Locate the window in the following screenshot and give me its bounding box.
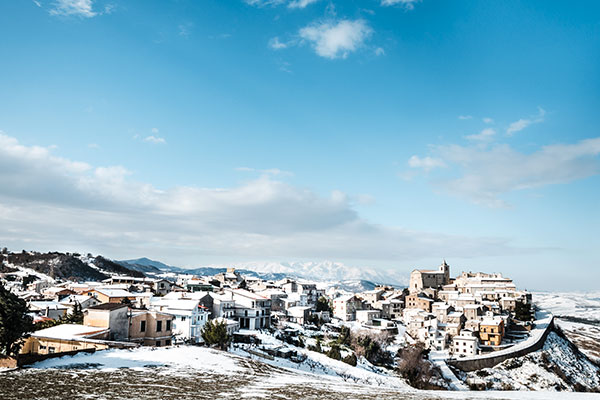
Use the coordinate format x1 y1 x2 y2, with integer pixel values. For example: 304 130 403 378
49 347 56 353
157 320 162 332
140 321 146 332
166 320 171 331
156 340 161 346
165 339 171 346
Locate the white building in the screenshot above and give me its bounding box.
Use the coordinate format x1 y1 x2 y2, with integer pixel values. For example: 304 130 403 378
151 298 210 344
451 330 479 357
224 289 271 330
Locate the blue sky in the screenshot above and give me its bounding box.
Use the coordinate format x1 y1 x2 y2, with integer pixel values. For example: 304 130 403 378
0 0 599 290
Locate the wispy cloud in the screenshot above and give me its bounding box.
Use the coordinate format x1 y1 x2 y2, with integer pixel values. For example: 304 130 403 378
299 19 373 59
465 127 496 142
144 136 166 144
506 107 546 136
408 155 446 171
411 137 600 207
374 47 385 56
458 115 472 120
178 22 193 37
288 0 319 9
380 0 421 10
269 37 289 50
245 0 318 9
50 0 97 18
483 117 494 124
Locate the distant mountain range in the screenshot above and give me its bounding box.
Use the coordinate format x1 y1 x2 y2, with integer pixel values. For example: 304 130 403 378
118 258 406 287
1 248 406 288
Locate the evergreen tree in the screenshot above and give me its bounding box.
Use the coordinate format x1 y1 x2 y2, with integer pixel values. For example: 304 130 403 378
201 320 230 350
65 302 84 324
0 283 34 356
514 301 534 321
327 343 342 360
315 296 331 312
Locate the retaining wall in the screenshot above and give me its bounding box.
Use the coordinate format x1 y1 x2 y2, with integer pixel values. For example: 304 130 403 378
448 316 554 372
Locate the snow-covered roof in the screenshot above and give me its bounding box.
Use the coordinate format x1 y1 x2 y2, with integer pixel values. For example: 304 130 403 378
93 288 134 297
29 301 69 310
32 324 109 340
152 299 202 311
230 289 268 300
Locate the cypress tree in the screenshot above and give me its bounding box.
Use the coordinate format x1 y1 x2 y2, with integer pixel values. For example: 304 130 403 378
0 283 34 356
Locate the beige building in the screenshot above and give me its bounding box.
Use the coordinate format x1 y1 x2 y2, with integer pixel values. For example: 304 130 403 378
409 261 450 293
84 303 130 340
129 310 174 346
86 288 136 304
21 324 110 355
405 293 434 313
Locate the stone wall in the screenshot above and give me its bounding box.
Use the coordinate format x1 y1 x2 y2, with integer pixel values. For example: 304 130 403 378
448 317 554 372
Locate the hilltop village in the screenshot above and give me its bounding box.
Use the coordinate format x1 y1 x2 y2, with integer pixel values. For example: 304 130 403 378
0 249 540 373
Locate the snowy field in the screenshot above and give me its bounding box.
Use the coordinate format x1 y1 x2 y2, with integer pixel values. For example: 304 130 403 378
534 291 600 363
2 346 600 399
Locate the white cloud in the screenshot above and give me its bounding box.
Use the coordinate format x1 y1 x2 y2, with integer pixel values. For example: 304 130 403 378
408 155 446 171
144 136 166 144
506 107 546 136
483 117 494 124
415 137 600 207
380 0 420 9
33 0 42 7
50 0 97 17
269 37 288 50
0 132 527 267
288 0 319 9
178 23 193 37
458 115 472 120
245 0 319 8
374 47 385 56
465 127 496 141
299 19 373 59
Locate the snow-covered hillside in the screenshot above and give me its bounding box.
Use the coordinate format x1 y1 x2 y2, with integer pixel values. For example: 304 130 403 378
458 330 600 392
534 292 600 363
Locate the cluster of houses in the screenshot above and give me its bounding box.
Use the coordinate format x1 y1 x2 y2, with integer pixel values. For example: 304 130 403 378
1 266 336 357
2 258 531 360
404 261 531 357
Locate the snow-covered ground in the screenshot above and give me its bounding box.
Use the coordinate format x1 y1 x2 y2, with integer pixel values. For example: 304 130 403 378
534 291 600 363
3 345 599 400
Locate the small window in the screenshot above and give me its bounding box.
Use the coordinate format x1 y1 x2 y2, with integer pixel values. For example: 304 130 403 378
157 320 163 332
166 320 171 331
181 316 186 321
165 339 171 346
156 340 161 346
140 321 146 332
49 347 56 353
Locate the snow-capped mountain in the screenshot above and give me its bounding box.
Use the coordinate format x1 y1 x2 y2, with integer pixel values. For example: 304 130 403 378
119 258 407 286
218 261 407 286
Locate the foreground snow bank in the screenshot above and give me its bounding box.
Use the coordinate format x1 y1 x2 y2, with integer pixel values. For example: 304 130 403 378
32 346 243 374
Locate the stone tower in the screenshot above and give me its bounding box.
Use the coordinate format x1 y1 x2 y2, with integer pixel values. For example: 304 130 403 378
440 260 450 284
